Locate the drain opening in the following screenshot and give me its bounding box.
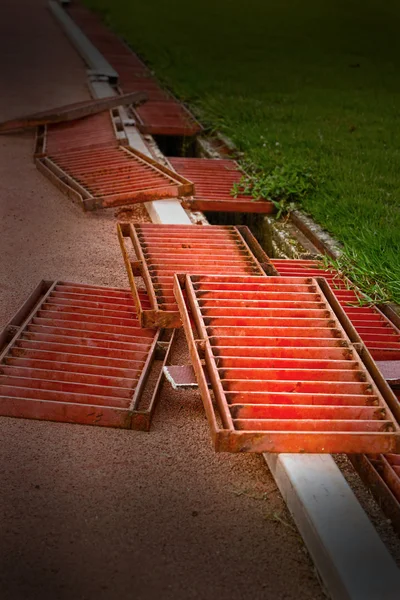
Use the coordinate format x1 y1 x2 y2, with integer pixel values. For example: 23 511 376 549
152 134 198 158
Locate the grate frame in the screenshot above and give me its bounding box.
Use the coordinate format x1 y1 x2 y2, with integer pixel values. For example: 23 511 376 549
0 92 146 134
174 273 400 454
168 157 275 214
350 453 400 537
0 281 174 430
117 222 269 328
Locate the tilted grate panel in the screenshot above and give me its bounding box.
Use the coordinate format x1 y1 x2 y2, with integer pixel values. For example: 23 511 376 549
117 223 268 328
174 274 400 454
46 111 117 154
168 157 274 213
0 281 173 430
36 111 193 210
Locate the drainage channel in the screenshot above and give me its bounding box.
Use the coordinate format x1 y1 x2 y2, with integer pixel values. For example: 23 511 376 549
15 2 400 597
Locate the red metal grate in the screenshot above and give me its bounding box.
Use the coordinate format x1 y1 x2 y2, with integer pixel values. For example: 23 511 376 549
36 111 193 210
133 101 202 137
350 452 400 536
270 259 400 361
45 111 118 154
68 5 202 137
117 223 269 328
0 281 173 430
168 157 275 213
350 362 400 535
174 273 400 454
0 92 144 134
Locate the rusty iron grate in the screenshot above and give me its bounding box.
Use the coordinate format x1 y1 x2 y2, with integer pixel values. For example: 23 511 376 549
168 157 275 213
117 223 269 328
0 92 143 134
133 101 202 137
173 273 400 454
35 111 193 210
350 452 400 536
0 281 173 430
68 4 202 137
45 111 119 154
350 362 400 536
270 259 400 361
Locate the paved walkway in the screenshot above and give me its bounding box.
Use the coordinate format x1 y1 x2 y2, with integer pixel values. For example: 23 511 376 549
0 2 325 599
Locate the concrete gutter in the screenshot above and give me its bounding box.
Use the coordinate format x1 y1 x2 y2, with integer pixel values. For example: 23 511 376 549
48 1 118 83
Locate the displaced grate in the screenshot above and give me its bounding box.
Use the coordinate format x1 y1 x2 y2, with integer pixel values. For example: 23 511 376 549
168 157 274 213
0 281 173 430
350 452 400 536
36 111 193 210
270 259 400 361
68 4 202 137
45 111 118 154
117 223 269 328
350 361 400 536
0 92 144 134
174 273 400 454
133 101 202 137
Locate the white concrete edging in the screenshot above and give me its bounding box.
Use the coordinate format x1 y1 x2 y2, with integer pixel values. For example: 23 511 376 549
265 453 400 599
48 1 118 83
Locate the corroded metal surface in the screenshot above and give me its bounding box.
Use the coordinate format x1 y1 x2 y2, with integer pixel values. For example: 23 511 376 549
0 91 146 134
169 157 274 213
270 260 400 361
117 223 267 328
36 111 193 210
174 274 400 454
0 281 172 430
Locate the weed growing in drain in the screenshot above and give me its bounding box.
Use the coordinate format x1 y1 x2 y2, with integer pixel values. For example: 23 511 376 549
320 252 396 306
231 163 318 218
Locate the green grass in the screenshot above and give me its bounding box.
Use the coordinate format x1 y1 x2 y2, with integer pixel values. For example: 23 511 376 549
86 0 400 303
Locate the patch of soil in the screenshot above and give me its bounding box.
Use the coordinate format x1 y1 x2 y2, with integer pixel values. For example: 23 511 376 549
114 204 151 223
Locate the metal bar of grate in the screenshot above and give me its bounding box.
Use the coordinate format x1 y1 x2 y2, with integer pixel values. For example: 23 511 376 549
350 453 400 536
168 157 274 213
270 259 400 361
45 111 119 154
36 111 194 210
0 281 173 430
174 273 400 453
117 223 268 328
133 101 203 136
0 92 146 134
67 4 202 137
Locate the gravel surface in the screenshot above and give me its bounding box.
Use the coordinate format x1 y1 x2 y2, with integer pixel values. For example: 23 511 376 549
0 2 326 599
